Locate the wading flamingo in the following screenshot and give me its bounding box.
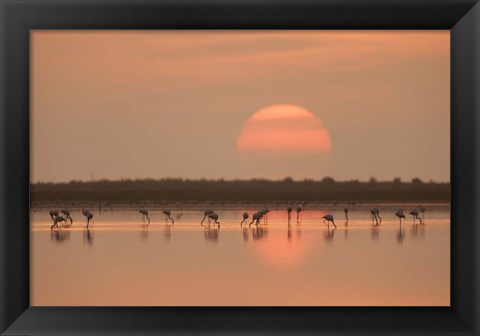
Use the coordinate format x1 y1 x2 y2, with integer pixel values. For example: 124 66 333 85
249 212 263 227
82 209 94 229
60 209 73 224
259 207 270 223
322 214 337 228
49 210 59 220
208 212 220 228
51 215 66 230
409 210 422 225
201 209 214 226
396 209 406 224
370 208 382 225
163 209 175 225
418 205 426 221
296 205 303 221
287 207 293 221
240 212 249 226
139 208 150 224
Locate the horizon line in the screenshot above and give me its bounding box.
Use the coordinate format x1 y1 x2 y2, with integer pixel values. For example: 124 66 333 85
30 177 451 184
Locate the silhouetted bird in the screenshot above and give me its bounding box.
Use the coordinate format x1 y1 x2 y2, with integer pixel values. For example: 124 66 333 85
322 214 337 228
49 210 59 220
409 210 422 225
51 215 66 230
163 209 174 225
139 208 150 224
241 212 249 226
208 212 220 228
396 209 406 224
259 207 270 223
201 209 214 226
296 205 303 221
418 205 426 221
370 208 381 225
249 212 263 227
82 209 94 229
60 209 73 224
287 207 293 221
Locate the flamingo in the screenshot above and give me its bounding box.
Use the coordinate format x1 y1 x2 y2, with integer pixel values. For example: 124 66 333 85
60 209 73 224
49 210 59 220
162 209 174 225
409 210 422 225
208 212 220 228
370 208 382 225
344 207 349 221
396 209 406 224
51 215 66 230
138 208 150 224
201 209 214 226
322 214 337 228
249 212 263 227
240 212 249 226
82 210 94 229
287 207 293 221
418 205 426 221
259 207 270 223
296 204 303 221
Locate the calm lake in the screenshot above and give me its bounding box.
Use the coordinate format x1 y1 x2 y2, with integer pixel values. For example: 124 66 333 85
31 204 450 306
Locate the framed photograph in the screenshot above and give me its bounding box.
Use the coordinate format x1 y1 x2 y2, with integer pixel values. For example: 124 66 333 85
1 0 479 335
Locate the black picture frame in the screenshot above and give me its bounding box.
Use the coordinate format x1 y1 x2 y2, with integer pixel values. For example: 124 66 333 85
1 0 479 335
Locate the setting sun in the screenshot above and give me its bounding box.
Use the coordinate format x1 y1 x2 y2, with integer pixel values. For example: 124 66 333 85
236 104 332 155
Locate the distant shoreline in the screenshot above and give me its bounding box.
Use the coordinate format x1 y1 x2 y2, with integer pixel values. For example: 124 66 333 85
30 202 450 211
31 178 450 205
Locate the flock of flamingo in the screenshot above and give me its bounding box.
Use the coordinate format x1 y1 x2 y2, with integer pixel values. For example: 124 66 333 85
48 204 427 230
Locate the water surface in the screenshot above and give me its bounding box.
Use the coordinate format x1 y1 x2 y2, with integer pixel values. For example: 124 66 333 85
31 205 450 306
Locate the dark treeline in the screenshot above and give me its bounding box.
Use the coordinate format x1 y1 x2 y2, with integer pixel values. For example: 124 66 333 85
30 177 450 203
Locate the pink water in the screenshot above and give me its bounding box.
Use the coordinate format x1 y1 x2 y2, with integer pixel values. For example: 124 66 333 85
30 205 450 306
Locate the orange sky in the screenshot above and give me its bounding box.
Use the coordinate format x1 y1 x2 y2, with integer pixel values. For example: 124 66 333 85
31 30 450 182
